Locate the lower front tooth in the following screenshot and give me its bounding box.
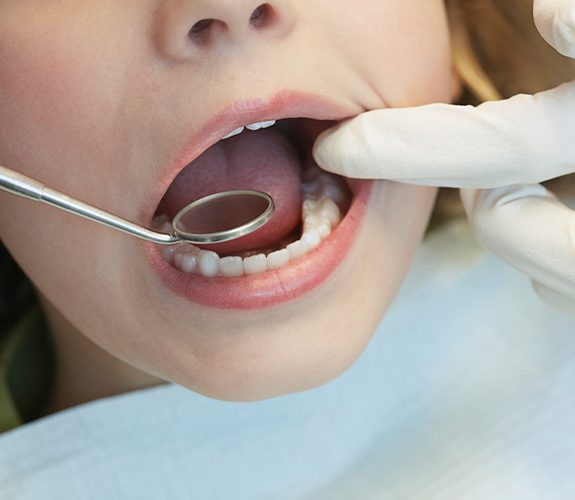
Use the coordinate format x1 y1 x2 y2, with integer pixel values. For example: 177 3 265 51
287 240 309 260
180 252 199 273
199 251 220 277
244 254 268 274
219 256 244 277
267 249 289 270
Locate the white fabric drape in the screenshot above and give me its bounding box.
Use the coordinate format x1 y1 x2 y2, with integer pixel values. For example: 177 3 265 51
2 218 574 500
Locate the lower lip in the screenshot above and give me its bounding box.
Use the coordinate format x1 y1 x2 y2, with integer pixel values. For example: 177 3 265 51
145 179 374 309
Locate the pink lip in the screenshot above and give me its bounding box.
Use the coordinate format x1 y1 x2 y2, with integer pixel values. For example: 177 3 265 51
143 90 375 309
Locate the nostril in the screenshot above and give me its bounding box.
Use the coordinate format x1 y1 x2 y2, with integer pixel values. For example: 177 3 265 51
187 4 278 47
190 19 214 35
249 4 274 28
188 18 225 46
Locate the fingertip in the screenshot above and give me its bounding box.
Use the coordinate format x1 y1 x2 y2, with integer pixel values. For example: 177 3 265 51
312 122 346 173
534 0 575 58
311 128 331 169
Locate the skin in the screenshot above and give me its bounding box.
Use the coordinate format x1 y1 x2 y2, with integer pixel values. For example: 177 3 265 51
0 0 459 414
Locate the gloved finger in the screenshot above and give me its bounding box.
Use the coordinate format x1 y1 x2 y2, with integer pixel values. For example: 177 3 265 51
460 184 575 304
534 0 575 58
313 82 575 189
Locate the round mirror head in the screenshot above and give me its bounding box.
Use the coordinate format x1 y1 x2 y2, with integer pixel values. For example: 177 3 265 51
172 189 275 244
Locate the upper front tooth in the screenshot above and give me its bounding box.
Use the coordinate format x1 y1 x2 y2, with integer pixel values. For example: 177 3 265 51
222 126 245 139
246 120 276 131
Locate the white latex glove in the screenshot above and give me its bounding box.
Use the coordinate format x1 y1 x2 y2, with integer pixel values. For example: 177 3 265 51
313 0 575 316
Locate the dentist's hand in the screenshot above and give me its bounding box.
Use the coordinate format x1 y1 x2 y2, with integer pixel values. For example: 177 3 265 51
313 0 575 315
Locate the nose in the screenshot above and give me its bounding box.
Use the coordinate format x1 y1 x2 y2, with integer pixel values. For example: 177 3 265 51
156 1 296 59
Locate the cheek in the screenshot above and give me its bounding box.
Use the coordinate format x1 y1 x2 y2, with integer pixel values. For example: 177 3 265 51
0 11 102 134
0 8 146 278
0 6 138 201
0 25 111 299
346 0 452 106
1 40 83 118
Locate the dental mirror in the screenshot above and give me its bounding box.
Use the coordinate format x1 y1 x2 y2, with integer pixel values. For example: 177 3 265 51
0 165 275 245
172 190 274 244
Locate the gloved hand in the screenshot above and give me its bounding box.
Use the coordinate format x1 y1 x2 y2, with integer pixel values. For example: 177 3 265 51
313 0 575 316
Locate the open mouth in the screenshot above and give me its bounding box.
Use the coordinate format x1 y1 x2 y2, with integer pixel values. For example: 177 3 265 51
152 117 352 271
144 92 374 309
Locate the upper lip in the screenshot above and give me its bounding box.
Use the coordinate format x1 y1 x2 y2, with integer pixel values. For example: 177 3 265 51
142 90 355 226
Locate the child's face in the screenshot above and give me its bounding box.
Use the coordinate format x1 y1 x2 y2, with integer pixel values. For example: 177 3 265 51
0 1 455 400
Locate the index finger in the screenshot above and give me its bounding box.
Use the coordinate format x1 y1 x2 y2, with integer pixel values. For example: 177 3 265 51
313 82 575 189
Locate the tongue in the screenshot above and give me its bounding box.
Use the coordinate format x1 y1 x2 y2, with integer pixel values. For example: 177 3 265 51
157 128 303 255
